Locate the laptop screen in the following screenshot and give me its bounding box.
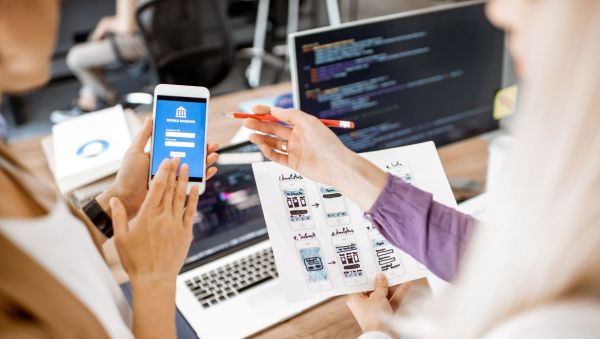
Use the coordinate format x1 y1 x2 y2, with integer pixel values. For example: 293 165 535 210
183 142 268 268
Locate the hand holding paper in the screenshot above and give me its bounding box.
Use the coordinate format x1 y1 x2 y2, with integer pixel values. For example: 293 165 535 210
252 141 456 301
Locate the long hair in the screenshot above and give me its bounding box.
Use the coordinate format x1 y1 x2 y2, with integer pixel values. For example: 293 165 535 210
397 1 600 337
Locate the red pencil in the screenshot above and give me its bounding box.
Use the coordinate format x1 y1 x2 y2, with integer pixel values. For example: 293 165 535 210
225 112 355 129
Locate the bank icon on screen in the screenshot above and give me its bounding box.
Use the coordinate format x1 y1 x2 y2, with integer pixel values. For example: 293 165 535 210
176 106 187 118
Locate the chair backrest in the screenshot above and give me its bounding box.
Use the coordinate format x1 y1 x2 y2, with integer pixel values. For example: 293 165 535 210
136 0 234 88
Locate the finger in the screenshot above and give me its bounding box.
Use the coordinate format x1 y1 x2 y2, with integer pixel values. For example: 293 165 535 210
206 152 219 167
371 273 389 299
346 293 367 308
243 118 292 139
110 197 129 240
270 107 307 125
249 134 288 152
131 118 152 152
162 157 180 210
91 26 105 41
206 166 218 180
173 163 189 216
183 186 200 228
251 104 272 114
207 143 219 154
91 30 101 41
258 144 289 167
145 159 172 207
389 282 411 307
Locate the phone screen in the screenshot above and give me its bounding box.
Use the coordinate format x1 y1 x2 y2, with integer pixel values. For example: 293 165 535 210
151 95 207 182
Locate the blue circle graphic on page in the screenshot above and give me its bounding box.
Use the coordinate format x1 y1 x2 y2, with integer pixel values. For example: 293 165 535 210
76 139 110 158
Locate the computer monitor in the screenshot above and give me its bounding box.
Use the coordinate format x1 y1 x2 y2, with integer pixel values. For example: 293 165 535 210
289 1 505 152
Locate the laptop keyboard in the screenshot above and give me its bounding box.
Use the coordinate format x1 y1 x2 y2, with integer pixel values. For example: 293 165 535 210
184 247 279 309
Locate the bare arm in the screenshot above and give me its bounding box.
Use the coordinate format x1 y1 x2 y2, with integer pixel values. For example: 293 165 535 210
130 279 177 339
243 105 388 211
115 0 138 32
91 0 138 40
110 158 200 339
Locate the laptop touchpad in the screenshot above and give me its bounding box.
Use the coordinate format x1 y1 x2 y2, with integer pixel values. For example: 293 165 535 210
247 281 286 312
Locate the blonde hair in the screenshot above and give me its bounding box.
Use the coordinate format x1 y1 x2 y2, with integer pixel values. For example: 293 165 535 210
398 1 600 337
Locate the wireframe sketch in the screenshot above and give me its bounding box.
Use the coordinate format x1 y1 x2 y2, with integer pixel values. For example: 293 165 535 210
296 238 333 291
280 178 314 230
332 234 368 286
318 184 351 226
368 229 406 279
386 161 415 184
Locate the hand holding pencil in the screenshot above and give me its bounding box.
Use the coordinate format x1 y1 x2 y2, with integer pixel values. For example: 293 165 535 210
241 105 360 188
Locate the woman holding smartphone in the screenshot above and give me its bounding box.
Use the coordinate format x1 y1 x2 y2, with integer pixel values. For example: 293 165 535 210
0 3 220 337
0 121 219 338
245 0 600 337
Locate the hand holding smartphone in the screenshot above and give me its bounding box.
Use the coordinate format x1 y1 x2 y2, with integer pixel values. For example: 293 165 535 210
149 84 210 195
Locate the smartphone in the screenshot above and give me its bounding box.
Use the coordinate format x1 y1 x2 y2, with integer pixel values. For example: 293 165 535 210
149 84 209 195
279 179 314 230
318 185 350 226
332 234 367 286
368 229 406 279
295 238 333 292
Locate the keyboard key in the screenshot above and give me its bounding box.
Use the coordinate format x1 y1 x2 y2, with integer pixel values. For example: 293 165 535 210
199 293 214 300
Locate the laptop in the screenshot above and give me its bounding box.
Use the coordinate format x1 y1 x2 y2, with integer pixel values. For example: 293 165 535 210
176 142 326 339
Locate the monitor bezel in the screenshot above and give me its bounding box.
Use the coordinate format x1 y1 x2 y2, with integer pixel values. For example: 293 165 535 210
289 0 488 111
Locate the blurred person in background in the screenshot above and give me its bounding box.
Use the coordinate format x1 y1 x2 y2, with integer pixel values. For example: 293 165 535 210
50 0 146 123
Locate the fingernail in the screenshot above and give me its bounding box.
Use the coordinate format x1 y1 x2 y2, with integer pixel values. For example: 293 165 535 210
173 157 181 164
109 197 117 208
182 163 189 170
376 273 385 281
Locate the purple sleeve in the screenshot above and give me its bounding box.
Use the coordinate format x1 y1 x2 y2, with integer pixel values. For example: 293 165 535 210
365 174 475 282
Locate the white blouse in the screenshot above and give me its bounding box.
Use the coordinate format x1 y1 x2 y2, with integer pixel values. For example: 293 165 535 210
0 156 133 338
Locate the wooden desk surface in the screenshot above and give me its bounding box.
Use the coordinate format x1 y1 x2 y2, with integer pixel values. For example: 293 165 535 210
7 82 488 338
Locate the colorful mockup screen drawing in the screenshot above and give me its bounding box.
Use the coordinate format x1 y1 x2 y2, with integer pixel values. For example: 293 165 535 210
152 95 207 182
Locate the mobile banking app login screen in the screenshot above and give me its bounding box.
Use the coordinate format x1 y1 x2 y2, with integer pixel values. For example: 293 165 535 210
152 95 207 181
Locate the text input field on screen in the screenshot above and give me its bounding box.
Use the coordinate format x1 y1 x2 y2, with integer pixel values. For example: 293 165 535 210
165 131 196 139
165 140 195 148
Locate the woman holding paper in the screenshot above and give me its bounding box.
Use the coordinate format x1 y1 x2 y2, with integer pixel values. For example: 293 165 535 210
245 0 600 337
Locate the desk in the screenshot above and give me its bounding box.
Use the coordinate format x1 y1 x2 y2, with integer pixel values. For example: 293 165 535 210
7 82 488 338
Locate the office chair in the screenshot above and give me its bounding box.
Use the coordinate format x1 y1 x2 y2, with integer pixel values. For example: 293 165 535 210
136 0 235 88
